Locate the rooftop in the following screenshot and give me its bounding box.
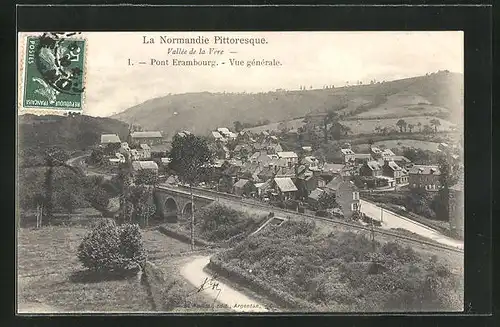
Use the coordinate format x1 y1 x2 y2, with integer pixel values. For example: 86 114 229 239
408 165 441 175
101 134 121 144
132 161 159 170
341 148 355 155
131 131 163 138
277 151 298 159
212 131 224 139
366 161 382 170
233 179 250 189
274 177 298 192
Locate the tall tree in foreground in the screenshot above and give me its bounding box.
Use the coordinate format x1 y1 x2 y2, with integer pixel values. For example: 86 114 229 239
169 134 213 250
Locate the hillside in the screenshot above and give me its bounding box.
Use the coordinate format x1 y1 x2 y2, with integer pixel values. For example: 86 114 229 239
112 71 463 138
18 114 129 153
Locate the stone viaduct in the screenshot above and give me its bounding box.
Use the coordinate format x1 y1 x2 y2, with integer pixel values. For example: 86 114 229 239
153 185 215 222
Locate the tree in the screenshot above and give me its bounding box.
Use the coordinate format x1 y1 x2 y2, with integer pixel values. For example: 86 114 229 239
59 191 80 219
422 124 434 133
407 124 414 133
135 169 159 186
317 191 337 210
430 119 441 132
233 121 243 133
322 111 338 143
396 119 407 133
417 122 422 132
169 134 214 250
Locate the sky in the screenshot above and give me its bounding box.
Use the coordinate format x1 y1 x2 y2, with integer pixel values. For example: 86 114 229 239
18 31 463 117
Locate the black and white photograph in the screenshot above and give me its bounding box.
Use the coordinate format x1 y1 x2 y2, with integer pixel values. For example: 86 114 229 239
17 31 465 314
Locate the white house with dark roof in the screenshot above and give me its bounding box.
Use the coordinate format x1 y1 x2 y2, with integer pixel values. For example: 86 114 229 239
277 151 299 166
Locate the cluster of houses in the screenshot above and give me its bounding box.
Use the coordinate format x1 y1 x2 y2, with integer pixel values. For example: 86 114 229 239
99 130 171 178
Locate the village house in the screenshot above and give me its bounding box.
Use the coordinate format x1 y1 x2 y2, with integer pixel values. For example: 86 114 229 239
150 143 171 158
237 130 252 143
353 153 373 164
321 163 345 178
238 162 262 181
100 134 122 154
449 174 464 239
296 169 320 200
370 146 383 159
256 166 276 182
382 160 409 184
359 160 383 178
254 180 272 198
272 177 298 201
325 176 360 219
302 146 313 153
391 155 412 168
307 188 326 208
176 131 191 138
277 151 299 167
138 144 151 160
217 127 237 141
108 153 126 165
408 165 441 191
120 142 130 152
266 143 283 155
131 161 159 178
302 156 320 169
233 179 257 197
211 131 226 143
129 131 163 146
274 165 296 179
101 133 121 146
341 148 356 163
130 149 140 161
381 149 396 160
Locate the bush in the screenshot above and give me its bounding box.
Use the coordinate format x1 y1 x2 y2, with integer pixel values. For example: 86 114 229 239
77 219 146 273
315 210 329 217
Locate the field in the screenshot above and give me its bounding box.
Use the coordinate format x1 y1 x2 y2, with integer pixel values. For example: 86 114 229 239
17 223 224 313
353 92 449 119
243 118 305 134
340 116 456 135
17 226 152 313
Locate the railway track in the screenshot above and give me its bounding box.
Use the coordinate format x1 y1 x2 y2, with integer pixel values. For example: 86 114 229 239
157 184 464 255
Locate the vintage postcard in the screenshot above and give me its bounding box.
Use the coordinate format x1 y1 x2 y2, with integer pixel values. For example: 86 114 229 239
17 31 464 314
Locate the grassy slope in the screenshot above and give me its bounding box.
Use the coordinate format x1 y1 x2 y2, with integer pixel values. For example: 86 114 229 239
220 221 464 312
18 114 129 153
112 72 463 138
17 226 151 312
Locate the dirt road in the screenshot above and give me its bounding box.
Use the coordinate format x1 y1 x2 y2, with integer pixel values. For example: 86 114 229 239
180 256 268 312
359 199 464 249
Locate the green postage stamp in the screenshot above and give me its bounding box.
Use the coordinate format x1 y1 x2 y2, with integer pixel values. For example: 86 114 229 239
22 33 86 111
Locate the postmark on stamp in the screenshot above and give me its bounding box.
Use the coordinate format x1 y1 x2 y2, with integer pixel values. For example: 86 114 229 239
22 32 86 111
